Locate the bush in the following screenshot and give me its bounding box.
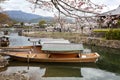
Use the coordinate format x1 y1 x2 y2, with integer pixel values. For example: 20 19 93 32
93 29 109 32
93 29 120 40
105 29 120 40
93 29 109 37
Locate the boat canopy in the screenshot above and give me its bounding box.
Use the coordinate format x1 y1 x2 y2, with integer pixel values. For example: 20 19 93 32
40 38 64 41
28 38 69 45
40 40 70 45
42 43 84 51
28 38 54 42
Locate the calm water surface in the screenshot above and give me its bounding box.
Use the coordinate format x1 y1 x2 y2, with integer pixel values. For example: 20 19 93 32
0 33 120 80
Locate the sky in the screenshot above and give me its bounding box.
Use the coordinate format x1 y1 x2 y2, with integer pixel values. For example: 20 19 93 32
0 0 55 16
0 0 120 16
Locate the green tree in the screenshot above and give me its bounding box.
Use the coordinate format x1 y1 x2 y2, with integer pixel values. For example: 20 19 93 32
20 22 24 27
39 20 46 28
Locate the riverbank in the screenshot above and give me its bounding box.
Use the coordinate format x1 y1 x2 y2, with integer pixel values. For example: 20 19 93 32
23 32 120 49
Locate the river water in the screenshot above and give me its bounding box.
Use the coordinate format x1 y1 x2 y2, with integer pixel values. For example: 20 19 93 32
0 33 120 80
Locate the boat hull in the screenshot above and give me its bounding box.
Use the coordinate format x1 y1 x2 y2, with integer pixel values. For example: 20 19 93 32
5 53 99 63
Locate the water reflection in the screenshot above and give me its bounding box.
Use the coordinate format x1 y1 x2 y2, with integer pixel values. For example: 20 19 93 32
81 68 120 80
84 45 120 75
0 62 97 78
1 61 120 80
0 33 120 80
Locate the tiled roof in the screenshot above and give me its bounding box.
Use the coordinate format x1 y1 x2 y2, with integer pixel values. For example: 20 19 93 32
99 5 120 16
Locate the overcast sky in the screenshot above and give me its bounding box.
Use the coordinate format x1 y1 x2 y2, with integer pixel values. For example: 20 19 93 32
0 0 120 16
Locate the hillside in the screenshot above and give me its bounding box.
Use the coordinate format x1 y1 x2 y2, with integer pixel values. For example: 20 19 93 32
4 10 53 22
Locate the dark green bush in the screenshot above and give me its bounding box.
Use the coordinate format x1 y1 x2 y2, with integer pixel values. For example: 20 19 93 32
93 29 109 37
105 29 120 40
93 29 120 40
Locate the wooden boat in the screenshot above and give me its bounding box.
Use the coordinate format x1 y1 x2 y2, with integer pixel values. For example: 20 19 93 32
18 30 23 36
3 30 9 35
0 35 10 47
2 43 100 63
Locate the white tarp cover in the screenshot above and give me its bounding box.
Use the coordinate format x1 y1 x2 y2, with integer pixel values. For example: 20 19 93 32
42 43 84 52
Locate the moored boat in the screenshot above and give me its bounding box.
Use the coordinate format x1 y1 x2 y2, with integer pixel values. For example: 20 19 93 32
0 35 10 47
18 30 23 36
2 43 100 63
3 30 9 35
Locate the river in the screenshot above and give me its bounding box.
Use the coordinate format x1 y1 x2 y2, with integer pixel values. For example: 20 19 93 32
0 33 120 80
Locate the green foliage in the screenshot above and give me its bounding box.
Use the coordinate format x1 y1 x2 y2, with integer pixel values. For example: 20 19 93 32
20 22 24 26
93 29 110 32
93 29 120 40
39 20 46 28
105 29 120 40
93 29 109 38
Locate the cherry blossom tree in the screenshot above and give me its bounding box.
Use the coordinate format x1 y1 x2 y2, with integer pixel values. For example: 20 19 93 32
27 0 105 17
53 13 67 32
27 0 106 32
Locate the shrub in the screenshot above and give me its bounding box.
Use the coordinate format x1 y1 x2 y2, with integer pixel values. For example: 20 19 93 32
93 29 120 40
93 29 109 32
93 29 109 37
105 29 120 40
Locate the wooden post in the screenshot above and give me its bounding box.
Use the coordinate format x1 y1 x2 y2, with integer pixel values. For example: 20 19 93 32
27 54 29 70
78 50 81 58
27 54 29 63
33 41 36 53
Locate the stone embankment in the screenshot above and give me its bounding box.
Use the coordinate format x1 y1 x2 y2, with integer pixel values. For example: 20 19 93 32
73 37 120 49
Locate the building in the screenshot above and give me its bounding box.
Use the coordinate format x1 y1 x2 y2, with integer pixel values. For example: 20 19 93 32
98 5 120 28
